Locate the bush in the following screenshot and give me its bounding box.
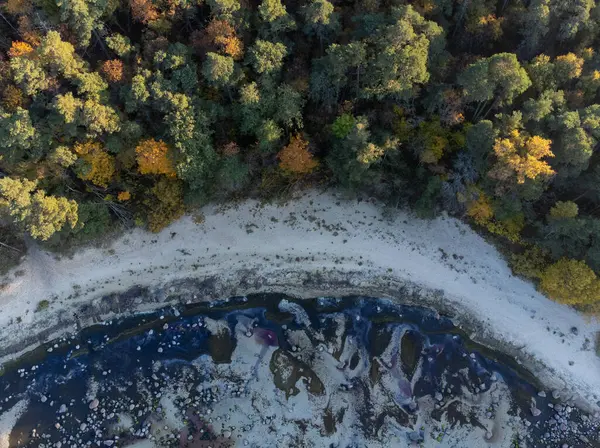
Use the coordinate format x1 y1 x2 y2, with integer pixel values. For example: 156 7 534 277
510 245 549 279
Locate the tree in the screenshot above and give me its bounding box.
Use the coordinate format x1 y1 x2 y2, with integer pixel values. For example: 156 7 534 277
488 130 554 185
8 41 33 58
301 0 339 46
458 53 531 119
80 99 120 137
361 6 442 100
310 42 366 107
73 141 116 187
136 138 177 176
101 60 124 83
247 40 287 75
0 177 78 240
130 0 159 23
10 56 48 96
551 0 594 42
278 135 317 174
57 0 117 47
106 34 133 57
519 0 550 58
202 52 235 89
206 0 240 17
257 119 282 152
193 19 244 60
549 111 595 178
554 53 584 85
549 201 578 219
540 258 600 305
0 108 36 162
146 178 185 232
258 0 295 35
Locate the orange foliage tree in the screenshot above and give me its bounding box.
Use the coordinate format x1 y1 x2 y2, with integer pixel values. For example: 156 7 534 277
135 138 177 177
117 191 131 201
101 59 124 83
130 0 159 23
74 142 116 188
192 19 244 60
278 135 318 174
8 41 33 58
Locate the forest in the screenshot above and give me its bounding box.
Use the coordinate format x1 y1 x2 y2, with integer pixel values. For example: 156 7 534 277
0 0 599 309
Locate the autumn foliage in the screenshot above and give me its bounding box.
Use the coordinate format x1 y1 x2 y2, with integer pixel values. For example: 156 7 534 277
135 138 177 177
101 59 124 83
278 135 317 174
74 142 116 188
130 0 159 23
8 41 33 58
146 178 184 232
489 131 554 184
192 20 244 60
540 259 600 305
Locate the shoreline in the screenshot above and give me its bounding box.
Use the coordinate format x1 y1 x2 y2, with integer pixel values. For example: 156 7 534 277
1 189 599 412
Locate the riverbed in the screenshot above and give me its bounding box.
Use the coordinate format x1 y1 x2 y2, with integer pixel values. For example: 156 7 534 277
1 294 598 447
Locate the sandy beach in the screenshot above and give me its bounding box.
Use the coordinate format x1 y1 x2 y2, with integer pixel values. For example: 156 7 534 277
1 189 599 413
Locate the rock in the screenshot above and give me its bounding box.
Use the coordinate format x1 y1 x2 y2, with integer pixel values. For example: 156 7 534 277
552 390 561 399
537 391 546 398
80 423 87 431
58 404 67 413
89 399 99 410
40 395 47 403
435 392 443 402
407 431 424 443
531 407 541 417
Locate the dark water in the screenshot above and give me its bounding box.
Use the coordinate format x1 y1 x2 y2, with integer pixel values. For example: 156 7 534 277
1 294 598 447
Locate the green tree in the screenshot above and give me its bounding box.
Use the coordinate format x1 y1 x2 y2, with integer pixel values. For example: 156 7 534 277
361 6 442 100
258 0 295 35
202 52 237 92
519 0 550 58
301 0 339 46
206 0 240 17
458 53 531 119
247 40 287 75
0 108 36 162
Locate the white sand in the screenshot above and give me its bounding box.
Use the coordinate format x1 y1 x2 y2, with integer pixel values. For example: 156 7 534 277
0 189 599 411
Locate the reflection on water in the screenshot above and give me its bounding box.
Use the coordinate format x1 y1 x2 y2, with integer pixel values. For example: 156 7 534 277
0 294 598 447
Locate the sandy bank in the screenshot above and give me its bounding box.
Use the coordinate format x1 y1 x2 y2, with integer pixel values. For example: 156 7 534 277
0 189 599 411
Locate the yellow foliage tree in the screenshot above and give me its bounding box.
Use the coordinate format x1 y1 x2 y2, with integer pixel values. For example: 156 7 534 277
277 135 318 174
489 130 555 184
8 41 33 58
540 259 600 305
146 178 185 232
135 138 177 177
117 191 131 201
466 193 493 225
74 142 115 188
